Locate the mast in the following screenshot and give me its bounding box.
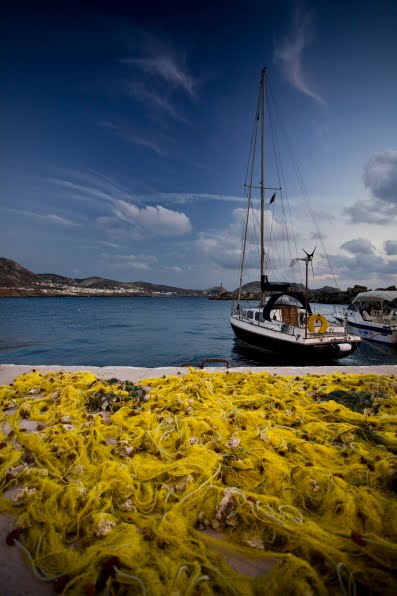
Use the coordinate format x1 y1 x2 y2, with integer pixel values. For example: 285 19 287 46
260 67 266 305
304 258 309 339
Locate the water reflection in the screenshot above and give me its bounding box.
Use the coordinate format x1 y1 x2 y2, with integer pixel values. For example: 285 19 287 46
230 338 397 367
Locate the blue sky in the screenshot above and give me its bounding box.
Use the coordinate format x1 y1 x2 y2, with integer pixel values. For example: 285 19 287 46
1 0 396 290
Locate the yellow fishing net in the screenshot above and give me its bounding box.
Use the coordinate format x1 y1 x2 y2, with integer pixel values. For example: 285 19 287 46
0 369 396 594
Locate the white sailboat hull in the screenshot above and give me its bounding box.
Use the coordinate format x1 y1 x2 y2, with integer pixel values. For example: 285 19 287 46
343 317 397 345
230 311 360 361
336 291 397 345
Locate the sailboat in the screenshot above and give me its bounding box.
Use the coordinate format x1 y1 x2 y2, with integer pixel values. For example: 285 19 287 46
334 290 397 345
230 68 361 361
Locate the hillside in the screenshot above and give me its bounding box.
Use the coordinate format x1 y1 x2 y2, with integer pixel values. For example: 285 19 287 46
0 258 204 296
0 258 41 287
210 281 379 305
2 257 394 301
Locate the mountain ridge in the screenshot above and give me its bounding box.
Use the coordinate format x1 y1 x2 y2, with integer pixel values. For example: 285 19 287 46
0 258 205 296
1 257 395 301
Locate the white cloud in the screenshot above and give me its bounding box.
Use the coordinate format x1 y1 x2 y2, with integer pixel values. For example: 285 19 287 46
345 150 397 224
328 237 397 288
384 240 397 256
341 238 376 255
164 265 183 273
273 12 325 105
50 172 245 213
344 199 391 225
363 150 397 203
7 208 81 226
101 253 158 271
197 231 242 270
112 200 192 236
196 207 288 271
49 172 193 238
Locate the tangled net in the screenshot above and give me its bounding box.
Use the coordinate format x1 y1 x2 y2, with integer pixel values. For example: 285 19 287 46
0 369 397 594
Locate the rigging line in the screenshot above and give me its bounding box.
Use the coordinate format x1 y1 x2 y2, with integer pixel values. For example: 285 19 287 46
266 85 302 285
238 84 262 293
267 79 339 288
241 193 262 289
250 197 262 263
266 87 303 285
267 86 289 282
267 100 287 263
239 108 260 299
279 114 337 286
236 186 250 290
266 172 290 280
244 80 263 189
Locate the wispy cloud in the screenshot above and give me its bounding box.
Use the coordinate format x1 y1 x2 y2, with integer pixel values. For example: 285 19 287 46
143 192 245 205
101 253 158 271
163 265 183 273
273 11 325 105
128 82 189 124
101 120 166 155
48 171 193 238
120 45 202 128
97 240 120 249
7 208 81 226
48 170 133 204
49 170 245 210
123 56 199 99
127 83 187 123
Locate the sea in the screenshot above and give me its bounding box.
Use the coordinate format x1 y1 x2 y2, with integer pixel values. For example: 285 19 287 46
1 297 396 368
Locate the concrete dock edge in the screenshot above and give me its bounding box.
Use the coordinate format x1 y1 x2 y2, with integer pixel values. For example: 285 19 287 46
1 364 397 386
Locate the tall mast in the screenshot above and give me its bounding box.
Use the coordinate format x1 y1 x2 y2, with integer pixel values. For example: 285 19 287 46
260 67 266 304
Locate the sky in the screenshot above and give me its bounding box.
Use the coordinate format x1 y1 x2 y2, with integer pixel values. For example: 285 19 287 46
1 0 397 291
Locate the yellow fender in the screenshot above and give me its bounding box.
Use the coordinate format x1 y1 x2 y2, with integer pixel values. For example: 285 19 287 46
307 313 329 334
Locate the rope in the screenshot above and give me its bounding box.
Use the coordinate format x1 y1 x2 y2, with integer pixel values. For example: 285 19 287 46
1 369 397 594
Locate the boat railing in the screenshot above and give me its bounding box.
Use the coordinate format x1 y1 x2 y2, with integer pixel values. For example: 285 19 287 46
232 308 353 339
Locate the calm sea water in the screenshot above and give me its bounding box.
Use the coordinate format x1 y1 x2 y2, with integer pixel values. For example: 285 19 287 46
1 297 396 367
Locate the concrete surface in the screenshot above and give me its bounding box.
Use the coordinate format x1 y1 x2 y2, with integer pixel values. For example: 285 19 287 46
1 363 397 386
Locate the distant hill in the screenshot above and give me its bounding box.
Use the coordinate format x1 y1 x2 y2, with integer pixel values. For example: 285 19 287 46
319 285 340 294
0 258 40 287
0 257 380 302
233 281 307 294
38 273 72 284
0 258 204 296
208 278 371 304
